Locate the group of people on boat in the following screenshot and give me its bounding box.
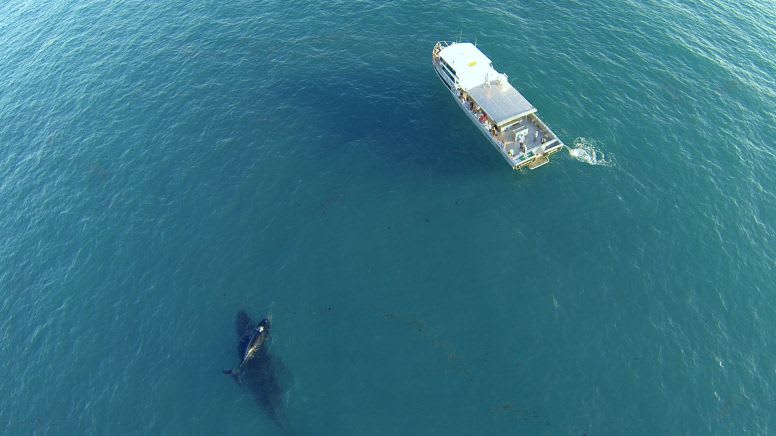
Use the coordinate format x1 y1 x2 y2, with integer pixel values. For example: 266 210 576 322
432 43 442 61
458 88 547 161
459 91 498 134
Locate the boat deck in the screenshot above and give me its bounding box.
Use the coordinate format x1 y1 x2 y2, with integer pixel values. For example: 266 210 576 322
496 116 562 166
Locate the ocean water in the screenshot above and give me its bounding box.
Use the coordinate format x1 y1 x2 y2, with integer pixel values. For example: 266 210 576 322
1 0 775 434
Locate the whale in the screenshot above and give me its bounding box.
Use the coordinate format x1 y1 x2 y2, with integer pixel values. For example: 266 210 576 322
223 317 270 382
224 310 292 433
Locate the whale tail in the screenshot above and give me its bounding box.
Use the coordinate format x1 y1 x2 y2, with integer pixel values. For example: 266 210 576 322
222 368 243 384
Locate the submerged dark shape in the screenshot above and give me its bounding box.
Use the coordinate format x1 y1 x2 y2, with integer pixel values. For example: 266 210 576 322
225 310 291 433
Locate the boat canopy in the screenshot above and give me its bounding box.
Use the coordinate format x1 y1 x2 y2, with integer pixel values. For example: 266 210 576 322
438 43 499 91
468 81 537 127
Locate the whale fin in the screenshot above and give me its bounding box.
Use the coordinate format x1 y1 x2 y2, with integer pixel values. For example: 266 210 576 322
222 369 242 384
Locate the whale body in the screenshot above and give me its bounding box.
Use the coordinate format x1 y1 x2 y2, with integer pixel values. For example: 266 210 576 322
224 310 291 433
223 317 270 382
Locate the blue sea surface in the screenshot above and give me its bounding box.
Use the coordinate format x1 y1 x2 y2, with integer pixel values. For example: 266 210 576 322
1 0 775 434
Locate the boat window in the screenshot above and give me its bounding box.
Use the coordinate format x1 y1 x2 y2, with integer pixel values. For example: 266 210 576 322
440 59 457 76
441 67 456 83
501 118 524 130
436 70 452 89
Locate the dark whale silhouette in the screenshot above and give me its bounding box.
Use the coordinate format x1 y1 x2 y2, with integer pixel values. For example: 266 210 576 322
223 317 271 382
225 310 291 433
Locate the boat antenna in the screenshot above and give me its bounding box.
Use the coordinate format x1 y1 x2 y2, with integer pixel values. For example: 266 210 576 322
475 33 478 47
458 29 462 43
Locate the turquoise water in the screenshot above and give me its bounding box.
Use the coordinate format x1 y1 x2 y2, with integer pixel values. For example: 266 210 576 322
1 0 775 434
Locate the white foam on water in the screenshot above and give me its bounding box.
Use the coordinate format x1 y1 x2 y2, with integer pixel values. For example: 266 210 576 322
568 137 613 166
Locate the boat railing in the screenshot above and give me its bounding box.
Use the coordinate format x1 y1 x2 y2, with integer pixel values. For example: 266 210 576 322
433 41 452 62
433 41 458 55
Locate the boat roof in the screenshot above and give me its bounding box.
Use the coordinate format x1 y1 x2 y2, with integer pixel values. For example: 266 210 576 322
468 81 537 127
438 43 499 91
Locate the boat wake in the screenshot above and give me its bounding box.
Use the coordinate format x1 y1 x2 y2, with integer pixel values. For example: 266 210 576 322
567 137 613 166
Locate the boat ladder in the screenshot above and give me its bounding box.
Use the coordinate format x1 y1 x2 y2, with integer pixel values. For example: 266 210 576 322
527 154 550 169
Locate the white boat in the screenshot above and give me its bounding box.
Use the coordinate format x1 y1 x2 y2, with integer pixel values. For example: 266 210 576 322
433 41 564 170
